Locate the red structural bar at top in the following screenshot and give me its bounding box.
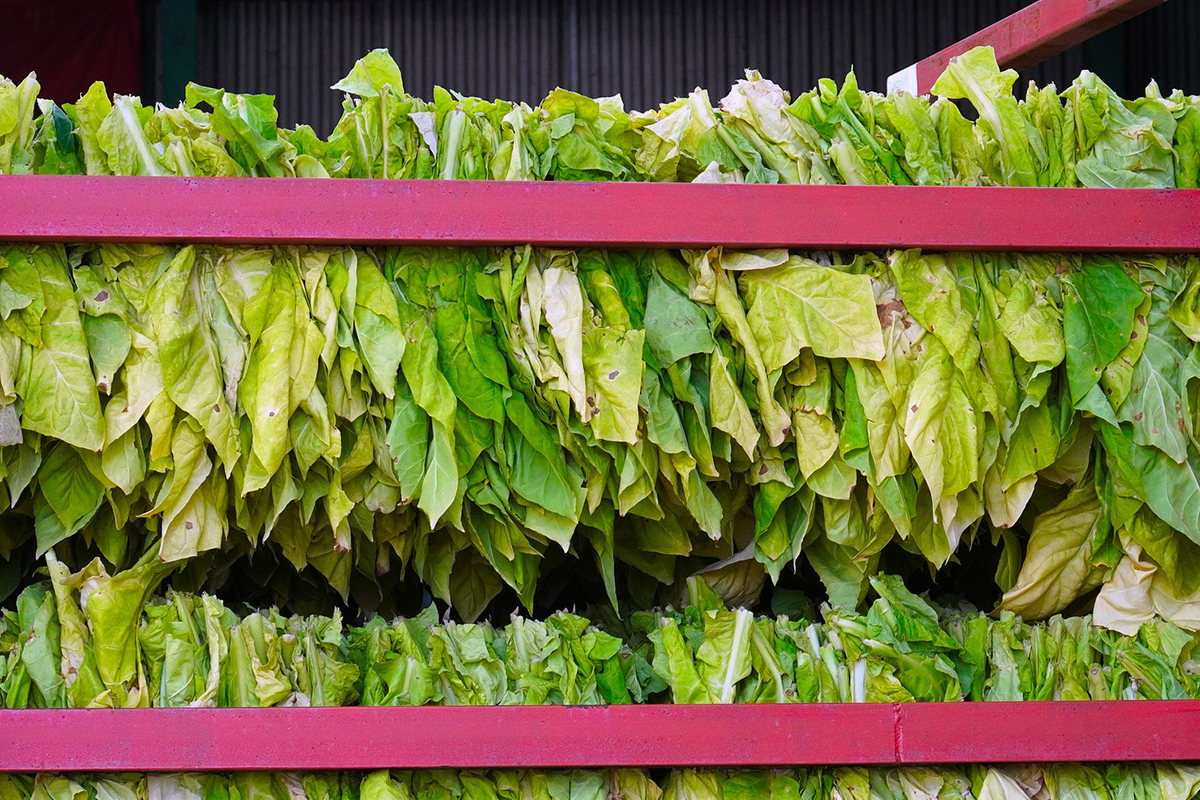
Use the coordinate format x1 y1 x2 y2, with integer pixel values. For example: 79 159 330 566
887 0 1166 96
1 702 1200 772
1 176 1200 252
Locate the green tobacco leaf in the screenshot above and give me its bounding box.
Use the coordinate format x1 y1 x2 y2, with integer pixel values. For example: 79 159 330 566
184 85 293 177
649 618 711 703
35 445 103 554
694 607 755 703
710 348 759 459
1132 436 1200 545
644 272 714 365
149 247 240 469
386 385 429 502
419 421 458 528
332 49 405 97
1117 284 1190 463
154 419 225 561
81 315 131 395
889 251 979 370
354 257 405 399
96 96 165 177
998 276 1064 367
903 341 983 512
240 262 302 483
65 81 112 175
582 328 644 445
1001 480 1108 619
739 258 885 371
1063 258 1143 405
884 91 949 185
1072 71 1176 189
449 551 502 623
932 47 1037 186
17 248 104 452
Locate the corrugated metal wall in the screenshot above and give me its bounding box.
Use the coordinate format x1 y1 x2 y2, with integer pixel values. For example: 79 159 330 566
1126 0 1200 94
186 0 1196 135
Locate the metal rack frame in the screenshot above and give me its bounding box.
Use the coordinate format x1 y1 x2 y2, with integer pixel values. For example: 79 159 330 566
1 702 1198 771
1 176 1199 252
2 175 1199 772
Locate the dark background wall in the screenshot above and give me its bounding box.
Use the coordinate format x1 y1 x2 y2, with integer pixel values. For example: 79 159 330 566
0 0 141 101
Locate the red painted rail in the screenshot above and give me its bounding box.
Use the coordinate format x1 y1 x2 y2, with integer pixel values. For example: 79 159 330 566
1 702 1198 772
888 0 1166 95
1 176 1200 252
896 702 1200 764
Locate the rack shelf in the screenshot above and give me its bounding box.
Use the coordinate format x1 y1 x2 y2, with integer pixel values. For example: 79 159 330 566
3 175 1200 775
2 176 1200 251
0 703 1197 772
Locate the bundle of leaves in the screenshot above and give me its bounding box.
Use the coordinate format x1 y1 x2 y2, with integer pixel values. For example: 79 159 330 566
3 571 1197 709
0 48 1195 189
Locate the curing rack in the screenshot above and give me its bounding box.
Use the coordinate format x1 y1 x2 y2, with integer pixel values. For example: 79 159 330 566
1 176 1200 772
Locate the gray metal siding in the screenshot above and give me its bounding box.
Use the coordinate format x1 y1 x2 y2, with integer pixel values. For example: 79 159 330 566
1126 1 1200 94
188 0 1193 135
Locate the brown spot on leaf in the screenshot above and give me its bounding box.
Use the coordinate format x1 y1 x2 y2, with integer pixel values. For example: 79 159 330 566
95 290 109 302
1130 331 1138 339
875 299 906 329
268 411 275 417
214 404 220 413
911 404 918 413
185 521 194 530
608 370 620 380
1134 412 1143 421
758 464 769 476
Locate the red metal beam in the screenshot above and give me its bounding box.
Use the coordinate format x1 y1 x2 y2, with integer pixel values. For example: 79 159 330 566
897 702 1200 763
888 0 1166 96
0 706 898 772
2 702 1200 772
1 176 1199 252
